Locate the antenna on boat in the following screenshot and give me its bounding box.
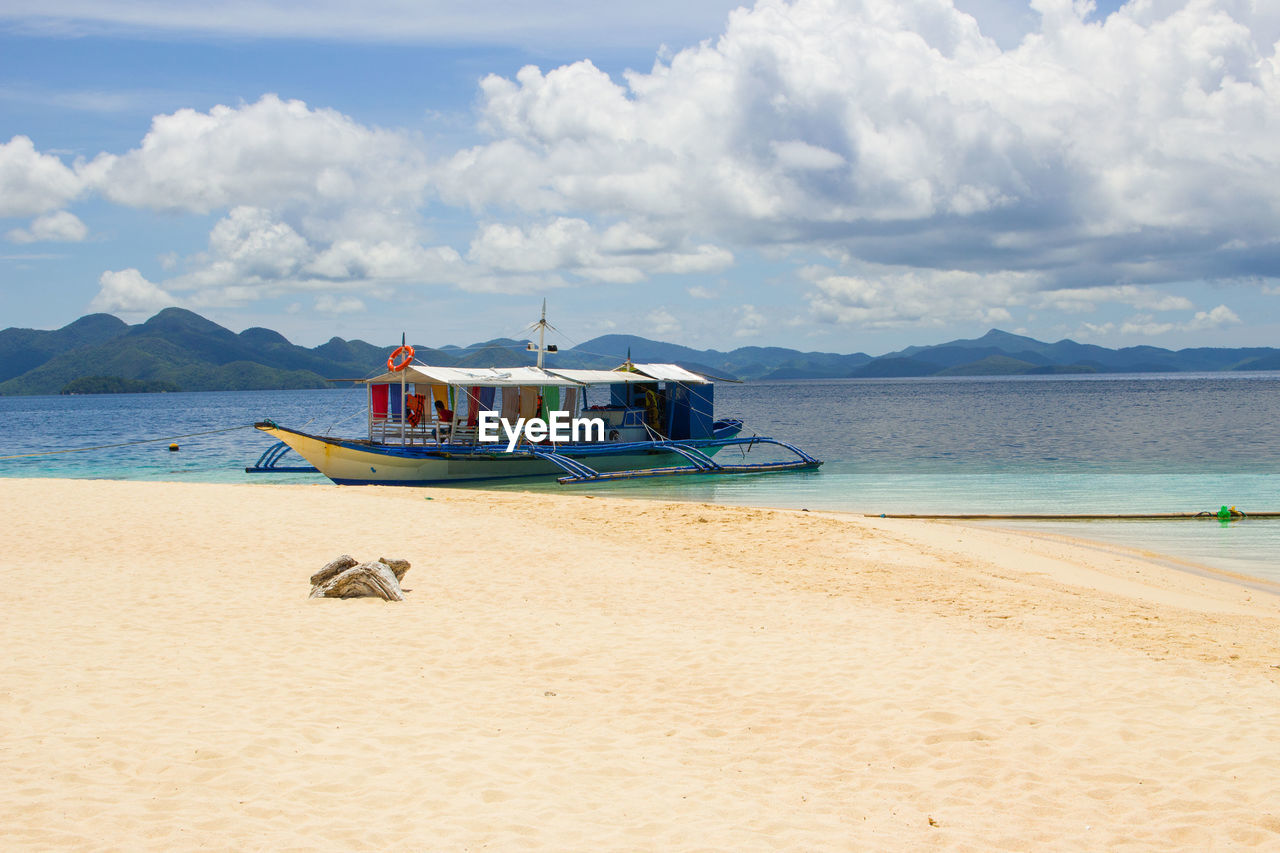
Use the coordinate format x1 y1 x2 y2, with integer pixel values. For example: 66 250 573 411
525 298 559 368
399 331 407 444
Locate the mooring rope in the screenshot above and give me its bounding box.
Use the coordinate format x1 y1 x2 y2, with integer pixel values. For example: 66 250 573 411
0 424 257 460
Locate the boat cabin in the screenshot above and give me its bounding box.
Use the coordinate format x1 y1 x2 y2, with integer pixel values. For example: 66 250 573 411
363 362 716 448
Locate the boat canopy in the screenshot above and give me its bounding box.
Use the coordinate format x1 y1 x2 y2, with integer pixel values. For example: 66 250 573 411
619 363 710 383
366 362 710 387
367 365 568 387
551 366 709 385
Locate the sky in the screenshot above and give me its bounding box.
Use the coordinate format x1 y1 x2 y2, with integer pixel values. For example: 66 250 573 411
2 0 1278 356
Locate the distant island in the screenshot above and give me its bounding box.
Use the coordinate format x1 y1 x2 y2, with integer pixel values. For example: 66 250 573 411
2 307 1278 396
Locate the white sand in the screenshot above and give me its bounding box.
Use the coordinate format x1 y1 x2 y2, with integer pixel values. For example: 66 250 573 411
2 478 1279 850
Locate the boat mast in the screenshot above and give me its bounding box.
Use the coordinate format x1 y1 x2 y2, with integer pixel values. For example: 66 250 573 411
526 299 558 368
536 299 548 369
399 331 406 444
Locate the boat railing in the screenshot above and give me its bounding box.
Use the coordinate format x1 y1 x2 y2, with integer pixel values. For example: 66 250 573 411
450 424 479 444
369 412 452 446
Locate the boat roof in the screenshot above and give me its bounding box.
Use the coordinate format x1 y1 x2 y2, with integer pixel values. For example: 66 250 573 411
620 363 709 383
367 362 710 386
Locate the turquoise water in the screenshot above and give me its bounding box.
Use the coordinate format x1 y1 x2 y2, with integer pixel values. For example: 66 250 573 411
1 375 1277 582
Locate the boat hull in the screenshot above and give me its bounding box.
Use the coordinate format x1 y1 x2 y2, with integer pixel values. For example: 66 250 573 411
256 424 743 485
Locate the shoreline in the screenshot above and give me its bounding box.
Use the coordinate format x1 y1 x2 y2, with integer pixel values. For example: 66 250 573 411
3 478 1280 848
974 520 1280 600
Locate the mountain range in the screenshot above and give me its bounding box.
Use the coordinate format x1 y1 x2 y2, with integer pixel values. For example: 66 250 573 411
1 308 1277 395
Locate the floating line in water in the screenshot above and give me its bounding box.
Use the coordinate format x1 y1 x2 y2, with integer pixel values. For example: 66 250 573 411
0 424 255 460
867 512 1280 520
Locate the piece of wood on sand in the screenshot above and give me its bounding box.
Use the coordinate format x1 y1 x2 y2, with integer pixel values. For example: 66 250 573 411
309 557 411 601
378 557 411 582
310 555 358 587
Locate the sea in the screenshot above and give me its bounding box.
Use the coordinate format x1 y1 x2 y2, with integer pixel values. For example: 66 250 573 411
2 373 1277 583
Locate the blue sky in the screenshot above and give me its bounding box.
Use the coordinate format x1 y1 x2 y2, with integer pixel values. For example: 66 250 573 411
2 0 1277 355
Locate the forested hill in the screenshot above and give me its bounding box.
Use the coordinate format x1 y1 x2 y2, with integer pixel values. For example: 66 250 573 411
2 309 1277 395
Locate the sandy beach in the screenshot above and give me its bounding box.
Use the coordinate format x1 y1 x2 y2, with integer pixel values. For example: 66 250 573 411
2 478 1279 850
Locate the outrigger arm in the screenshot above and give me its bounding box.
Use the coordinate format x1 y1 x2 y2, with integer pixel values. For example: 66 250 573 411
524 437 821 484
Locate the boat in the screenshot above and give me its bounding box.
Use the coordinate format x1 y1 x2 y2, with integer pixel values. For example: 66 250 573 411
252 311 821 486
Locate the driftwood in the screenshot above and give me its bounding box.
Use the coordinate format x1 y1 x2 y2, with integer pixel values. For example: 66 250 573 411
378 557 411 582
309 556 412 601
310 555 358 586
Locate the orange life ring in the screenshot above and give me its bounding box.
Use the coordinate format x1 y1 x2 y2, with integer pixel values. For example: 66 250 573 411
387 344 414 372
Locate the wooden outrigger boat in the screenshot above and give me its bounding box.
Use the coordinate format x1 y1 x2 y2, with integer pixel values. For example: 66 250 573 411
252 313 821 486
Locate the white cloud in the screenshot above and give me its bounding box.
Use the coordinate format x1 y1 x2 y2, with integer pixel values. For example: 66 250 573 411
440 0 1021 228
84 94 427 215
1038 285 1195 314
207 206 312 278
734 304 767 337
647 307 681 338
805 263 1038 328
465 217 732 286
6 210 87 243
1185 304 1240 330
315 294 366 314
1074 321 1116 338
1118 304 1240 337
772 140 845 172
438 0 1280 298
1120 315 1176 337
70 96 467 301
306 239 461 282
154 205 465 304
9 0 1280 339
0 136 84 216
89 268 175 315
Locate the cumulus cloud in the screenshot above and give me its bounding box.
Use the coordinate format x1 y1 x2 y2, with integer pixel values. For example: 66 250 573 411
315 294 366 314
734 304 767 337
438 0 1280 311
1109 304 1241 337
152 205 466 305
6 210 87 243
11 0 1280 337
465 218 732 286
59 97 465 304
0 136 84 217
207 206 312 278
84 94 427 215
647 307 681 337
1038 285 1195 314
1185 304 1240 330
805 263 1034 328
1119 315 1176 337
89 268 176 315
1075 321 1115 338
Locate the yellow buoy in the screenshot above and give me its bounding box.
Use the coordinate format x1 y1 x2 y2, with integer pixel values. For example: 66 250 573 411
169 443 179 452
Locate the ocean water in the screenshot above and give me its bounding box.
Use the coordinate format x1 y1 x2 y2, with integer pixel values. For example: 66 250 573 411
1 374 1277 582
